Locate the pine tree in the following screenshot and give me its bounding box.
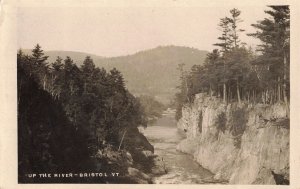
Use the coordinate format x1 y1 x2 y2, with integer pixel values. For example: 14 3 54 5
214 17 233 53
248 6 290 103
31 44 49 90
204 49 221 97
81 56 96 93
214 17 233 103
52 56 63 71
225 47 252 103
228 8 245 48
31 44 49 66
214 8 246 103
50 56 64 98
109 68 126 92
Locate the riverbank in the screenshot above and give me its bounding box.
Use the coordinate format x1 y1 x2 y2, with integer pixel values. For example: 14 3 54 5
75 134 165 183
177 93 289 184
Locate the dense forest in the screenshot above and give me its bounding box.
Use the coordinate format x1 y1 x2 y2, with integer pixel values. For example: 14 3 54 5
17 45 159 183
175 6 290 120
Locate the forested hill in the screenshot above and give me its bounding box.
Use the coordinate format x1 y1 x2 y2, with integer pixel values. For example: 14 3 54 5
23 46 208 104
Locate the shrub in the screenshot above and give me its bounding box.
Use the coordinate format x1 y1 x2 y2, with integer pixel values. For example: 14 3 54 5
230 108 247 148
216 112 227 133
198 112 203 133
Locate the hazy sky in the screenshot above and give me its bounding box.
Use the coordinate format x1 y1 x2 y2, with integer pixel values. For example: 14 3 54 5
18 6 269 57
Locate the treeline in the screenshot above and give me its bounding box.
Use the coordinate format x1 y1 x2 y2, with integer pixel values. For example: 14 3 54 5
18 45 148 181
138 95 166 124
175 6 289 120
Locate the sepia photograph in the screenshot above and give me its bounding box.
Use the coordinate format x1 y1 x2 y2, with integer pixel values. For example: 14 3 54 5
1 0 298 187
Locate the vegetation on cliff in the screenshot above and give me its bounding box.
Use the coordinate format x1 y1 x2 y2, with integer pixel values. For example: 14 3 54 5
175 6 290 120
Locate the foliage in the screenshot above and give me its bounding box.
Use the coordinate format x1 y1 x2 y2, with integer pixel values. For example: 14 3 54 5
174 63 192 120
230 108 247 148
175 6 290 120
248 6 290 103
216 112 227 133
137 95 166 124
18 44 148 182
18 65 88 182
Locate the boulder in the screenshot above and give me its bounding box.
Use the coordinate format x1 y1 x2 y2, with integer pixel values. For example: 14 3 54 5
151 157 167 175
127 167 152 184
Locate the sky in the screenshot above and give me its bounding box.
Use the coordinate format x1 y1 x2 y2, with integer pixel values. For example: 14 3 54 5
17 6 269 57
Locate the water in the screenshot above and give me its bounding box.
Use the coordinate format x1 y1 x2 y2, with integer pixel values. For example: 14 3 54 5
139 111 216 184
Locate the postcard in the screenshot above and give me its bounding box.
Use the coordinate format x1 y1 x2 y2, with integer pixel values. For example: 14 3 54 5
1 0 300 188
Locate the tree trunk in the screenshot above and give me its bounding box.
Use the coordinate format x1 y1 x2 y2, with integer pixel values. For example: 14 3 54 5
118 129 127 151
270 89 273 104
247 91 250 103
266 89 270 104
228 86 231 102
283 50 289 117
277 77 281 102
223 83 226 103
237 79 241 104
283 50 288 103
185 77 190 104
43 75 46 90
223 60 226 103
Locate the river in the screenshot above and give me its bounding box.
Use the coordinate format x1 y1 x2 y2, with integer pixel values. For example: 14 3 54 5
139 110 218 184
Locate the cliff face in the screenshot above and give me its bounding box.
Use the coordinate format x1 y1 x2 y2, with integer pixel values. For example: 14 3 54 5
177 93 289 184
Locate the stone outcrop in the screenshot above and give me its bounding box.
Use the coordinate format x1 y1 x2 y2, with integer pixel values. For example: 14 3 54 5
124 127 154 153
177 93 289 184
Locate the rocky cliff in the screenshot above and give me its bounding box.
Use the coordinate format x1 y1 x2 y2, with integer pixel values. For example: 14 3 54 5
177 93 289 184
